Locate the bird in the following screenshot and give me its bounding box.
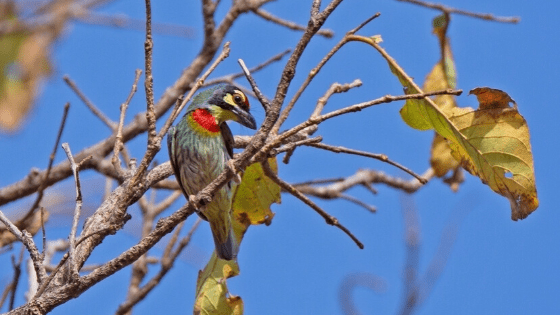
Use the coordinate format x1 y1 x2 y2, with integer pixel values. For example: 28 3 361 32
167 84 256 260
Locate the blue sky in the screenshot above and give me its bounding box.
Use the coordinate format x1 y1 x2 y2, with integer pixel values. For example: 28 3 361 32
1 0 559 314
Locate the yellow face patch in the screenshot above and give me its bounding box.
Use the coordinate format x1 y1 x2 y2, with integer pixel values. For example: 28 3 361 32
223 90 249 110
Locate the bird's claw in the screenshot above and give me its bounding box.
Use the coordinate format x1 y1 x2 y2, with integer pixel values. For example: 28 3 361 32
191 193 212 207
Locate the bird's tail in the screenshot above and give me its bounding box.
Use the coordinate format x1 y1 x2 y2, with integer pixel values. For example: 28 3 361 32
209 221 239 260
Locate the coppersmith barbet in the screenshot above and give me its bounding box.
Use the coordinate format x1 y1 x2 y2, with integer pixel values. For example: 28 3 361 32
167 84 256 260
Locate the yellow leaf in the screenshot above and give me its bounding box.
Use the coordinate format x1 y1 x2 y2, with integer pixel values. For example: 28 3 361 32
194 158 281 314
447 88 538 219
388 51 538 219
368 28 539 216
423 14 461 181
231 157 281 241
430 134 460 178
194 253 243 315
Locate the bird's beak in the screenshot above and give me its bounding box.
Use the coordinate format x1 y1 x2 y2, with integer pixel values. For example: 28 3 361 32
232 107 257 130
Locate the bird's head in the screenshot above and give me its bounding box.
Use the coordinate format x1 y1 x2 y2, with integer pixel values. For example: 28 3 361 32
189 84 257 130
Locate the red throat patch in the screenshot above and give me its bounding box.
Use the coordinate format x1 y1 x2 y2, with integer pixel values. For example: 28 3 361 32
191 108 220 133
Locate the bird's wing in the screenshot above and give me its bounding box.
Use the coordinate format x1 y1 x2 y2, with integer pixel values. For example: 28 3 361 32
220 123 234 159
167 126 189 199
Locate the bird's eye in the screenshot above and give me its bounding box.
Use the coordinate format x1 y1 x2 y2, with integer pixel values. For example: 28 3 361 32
233 95 243 105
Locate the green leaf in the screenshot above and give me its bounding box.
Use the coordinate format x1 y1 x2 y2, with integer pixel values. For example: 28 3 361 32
394 66 432 131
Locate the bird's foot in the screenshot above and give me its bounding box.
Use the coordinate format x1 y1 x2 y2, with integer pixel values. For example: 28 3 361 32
191 193 212 207
226 160 242 184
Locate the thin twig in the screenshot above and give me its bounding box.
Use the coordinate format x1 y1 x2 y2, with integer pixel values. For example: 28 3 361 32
63 76 116 130
40 207 46 258
76 11 196 37
282 80 362 163
294 168 434 203
399 195 421 315
0 280 11 310
292 178 345 186
34 225 120 299
152 190 183 216
238 59 270 112
0 211 47 284
115 218 201 314
253 8 334 38
277 136 322 164
307 142 427 183
339 194 377 213
0 212 23 245
161 221 186 264
322 89 461 123
204 48 291 87
261 160 364 249
397 0 520 23
61 143 89 279
255 89 461 166
8 247 24 311
144 0 157 147
339 272 386 315
272 12 381 134
274 136 323 156
113 69 142 178
312 79 363 118
23 103 70 225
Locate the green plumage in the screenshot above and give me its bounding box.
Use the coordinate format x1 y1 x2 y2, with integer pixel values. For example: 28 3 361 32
168 84 256 260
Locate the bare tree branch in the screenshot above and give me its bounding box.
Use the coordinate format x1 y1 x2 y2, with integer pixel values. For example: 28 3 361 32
306 142 426 183
272 12 381 135
261 160 364 249
253 8 334 38
0 211 47 286
112 69 142 179
75 10 196 37
339 272 386 315
396 0 520 23
64 76 116 130
115 218 201 314
61 143 89 280
16 103 69 239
